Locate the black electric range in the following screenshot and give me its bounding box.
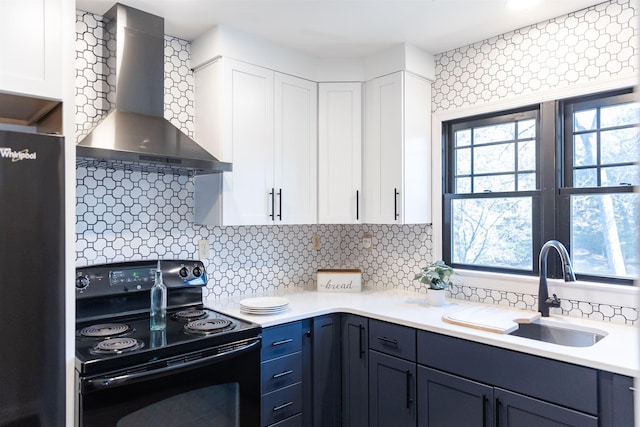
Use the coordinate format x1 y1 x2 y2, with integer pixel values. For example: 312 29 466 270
75 259 261 377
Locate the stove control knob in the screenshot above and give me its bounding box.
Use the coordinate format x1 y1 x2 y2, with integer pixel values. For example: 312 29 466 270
179 266 189 278
192 266 202 277
76 275 90 290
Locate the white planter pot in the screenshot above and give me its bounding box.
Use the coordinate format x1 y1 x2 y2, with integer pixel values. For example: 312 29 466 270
427 289 447 306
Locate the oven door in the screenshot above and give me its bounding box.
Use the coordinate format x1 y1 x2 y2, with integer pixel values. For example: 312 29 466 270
77 338 260 427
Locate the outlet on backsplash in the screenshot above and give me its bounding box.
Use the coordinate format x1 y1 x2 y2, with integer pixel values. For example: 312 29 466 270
362 232 373 252
198 239 210 259
312 233 321 251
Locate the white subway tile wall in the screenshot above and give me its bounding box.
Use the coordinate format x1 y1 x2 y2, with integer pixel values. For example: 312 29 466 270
75 3 637 324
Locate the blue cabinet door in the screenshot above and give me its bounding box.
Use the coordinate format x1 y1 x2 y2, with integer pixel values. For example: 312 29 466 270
495 388 598 427
342 314 369 427
417 366 493 427
312 314 342 427
369 350 416 427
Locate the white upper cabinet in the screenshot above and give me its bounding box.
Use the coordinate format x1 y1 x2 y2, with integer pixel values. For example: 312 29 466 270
0 0 63 100
194 57 317 226
274 73 318 225
363 71 431 224
318 82 362 224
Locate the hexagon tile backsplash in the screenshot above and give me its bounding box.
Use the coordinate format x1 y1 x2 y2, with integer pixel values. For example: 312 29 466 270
75 4 637 324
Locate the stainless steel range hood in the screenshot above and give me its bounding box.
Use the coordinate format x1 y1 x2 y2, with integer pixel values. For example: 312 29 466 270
76 3 231 174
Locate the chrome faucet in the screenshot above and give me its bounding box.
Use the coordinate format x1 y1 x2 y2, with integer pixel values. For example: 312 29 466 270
538 240 576 317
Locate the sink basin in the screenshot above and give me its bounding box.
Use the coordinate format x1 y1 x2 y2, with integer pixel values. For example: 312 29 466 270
508 320 607 347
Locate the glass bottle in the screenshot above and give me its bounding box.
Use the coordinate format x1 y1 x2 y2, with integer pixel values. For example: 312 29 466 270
150 261 167 331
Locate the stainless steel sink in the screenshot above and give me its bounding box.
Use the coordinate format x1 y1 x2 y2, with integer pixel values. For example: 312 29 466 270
508 321 607 347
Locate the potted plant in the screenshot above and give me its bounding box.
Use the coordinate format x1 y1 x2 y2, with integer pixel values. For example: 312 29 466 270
414 260 456 306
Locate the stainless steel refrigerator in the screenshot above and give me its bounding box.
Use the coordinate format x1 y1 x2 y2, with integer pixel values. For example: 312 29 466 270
0 130 65 427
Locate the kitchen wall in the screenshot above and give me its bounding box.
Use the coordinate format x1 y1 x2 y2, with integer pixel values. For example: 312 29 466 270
430 0 638 324
75 11 433 301
75 0 638 324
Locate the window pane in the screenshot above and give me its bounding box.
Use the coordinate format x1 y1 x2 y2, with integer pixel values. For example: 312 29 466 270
474 144 515 174
451 197 532 270
455 129 471 147
518 140 536 171
474 175 515 192
571 193 640 280
574 108 597 131
455 147 471 175
574 168 597 187
518 173 536 191
600 102 640 128
456 177 471 193
601 165 640 186
518 118 536 139
474 123 515 145
573 133 597 167
601 128 640 164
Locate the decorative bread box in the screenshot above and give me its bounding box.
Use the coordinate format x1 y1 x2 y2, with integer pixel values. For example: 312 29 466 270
316 269 362 293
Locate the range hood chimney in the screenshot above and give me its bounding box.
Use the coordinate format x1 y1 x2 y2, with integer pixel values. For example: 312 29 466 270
76 3 231 174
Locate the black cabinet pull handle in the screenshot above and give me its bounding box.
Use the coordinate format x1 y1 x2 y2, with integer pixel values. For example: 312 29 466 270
272 401 293 412
394 188 399 220
405 370 413 409
358 323 365 358
269 188 275 220
377 336 398 346
356 190 359 221
495 397 501 427
271 338 293 347
272 369 293 379
305 329 311 338
277 188 282 221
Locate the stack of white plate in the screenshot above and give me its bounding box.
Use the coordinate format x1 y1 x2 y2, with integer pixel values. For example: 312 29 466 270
240 297 290 315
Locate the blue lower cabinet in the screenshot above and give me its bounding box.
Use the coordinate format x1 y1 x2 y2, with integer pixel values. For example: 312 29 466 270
261 383 303 426
341 315 369 427
494 388 597 427
418 366 493 427
266 413 302 427
369 350 417 427
311 314 342 427
261 321 305 427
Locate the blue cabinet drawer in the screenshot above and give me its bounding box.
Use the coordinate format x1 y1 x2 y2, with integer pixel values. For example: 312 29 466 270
266 413 302 427
262 383 303 426
369 319 416 361
261 352 303 394
262 321 303 360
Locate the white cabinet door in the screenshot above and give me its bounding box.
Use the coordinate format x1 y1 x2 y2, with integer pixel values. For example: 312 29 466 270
0 0 62 99
274 73 317 224
194 58 274 226
195 60 318 226
363 72 431 224
318 82 362 224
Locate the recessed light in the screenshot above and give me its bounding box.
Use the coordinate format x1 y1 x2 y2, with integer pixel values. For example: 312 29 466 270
506 0 542 10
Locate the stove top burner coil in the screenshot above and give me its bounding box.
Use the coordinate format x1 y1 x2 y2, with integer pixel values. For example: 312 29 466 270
90 337 144 354
172 309 208 322
184 318 235 335
78 323 132 339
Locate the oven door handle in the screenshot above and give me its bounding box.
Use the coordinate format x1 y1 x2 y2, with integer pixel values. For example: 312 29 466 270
82 338 261 393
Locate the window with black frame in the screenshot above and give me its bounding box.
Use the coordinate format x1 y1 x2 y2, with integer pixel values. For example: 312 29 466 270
443 88 639 285
443 107 540 274
559 90 639 283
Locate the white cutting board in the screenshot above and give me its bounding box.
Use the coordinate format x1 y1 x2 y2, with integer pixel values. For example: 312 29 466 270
442 305 541 334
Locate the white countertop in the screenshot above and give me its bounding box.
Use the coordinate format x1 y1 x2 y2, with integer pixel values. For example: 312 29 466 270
208 288 640 378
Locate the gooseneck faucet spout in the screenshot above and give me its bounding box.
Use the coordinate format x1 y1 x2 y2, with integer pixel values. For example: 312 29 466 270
538 240 576 317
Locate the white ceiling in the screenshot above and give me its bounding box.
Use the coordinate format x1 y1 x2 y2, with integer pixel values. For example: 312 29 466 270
75 0 605 57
